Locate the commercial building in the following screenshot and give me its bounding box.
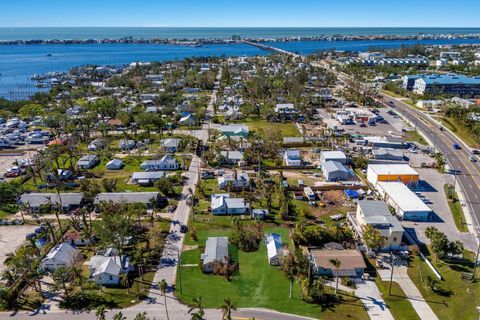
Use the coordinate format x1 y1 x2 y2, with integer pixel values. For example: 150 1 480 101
376 182 432 221
320 151 347 165
322 161 351 181
349 200 404 250
409 74 480 97
372 148 407 162
367 164 419 187
402 74 427 91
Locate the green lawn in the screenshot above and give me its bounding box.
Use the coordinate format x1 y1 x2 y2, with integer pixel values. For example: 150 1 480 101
177 224 368 319
381 89 404 99
374 277 420 320
407 253 480 320
441 117 479 147
443 184 468 232
404 130 428 146
245 119 301 137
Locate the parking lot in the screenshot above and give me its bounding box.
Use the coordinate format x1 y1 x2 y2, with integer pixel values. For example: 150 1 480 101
316 107 407 137
0 225 37 273
402 168 477 251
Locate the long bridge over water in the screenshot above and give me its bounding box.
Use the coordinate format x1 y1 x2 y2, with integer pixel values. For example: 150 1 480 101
241 40 302 59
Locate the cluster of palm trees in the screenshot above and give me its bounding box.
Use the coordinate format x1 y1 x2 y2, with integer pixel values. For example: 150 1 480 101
93 294 237 320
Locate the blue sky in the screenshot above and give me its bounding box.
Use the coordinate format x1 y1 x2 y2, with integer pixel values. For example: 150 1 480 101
1 0 479 27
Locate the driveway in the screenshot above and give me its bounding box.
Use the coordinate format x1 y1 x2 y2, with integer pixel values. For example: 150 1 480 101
378 266 438 320
355 280 394 320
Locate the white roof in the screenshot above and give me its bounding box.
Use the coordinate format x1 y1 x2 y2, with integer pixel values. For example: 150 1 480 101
92 257 121 277
43 242 77 264
321 151 347 160
368 164 418 176
377 182 431 213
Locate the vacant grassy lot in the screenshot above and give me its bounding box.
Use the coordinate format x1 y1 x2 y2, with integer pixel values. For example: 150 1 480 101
245 119 301 137
404 130 428 146
443 184 468 232
441 117 479 147
407 252 480 320
177 223 368 319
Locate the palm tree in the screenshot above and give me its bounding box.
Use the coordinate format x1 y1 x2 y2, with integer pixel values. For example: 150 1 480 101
159 279 170 320
221 298 236 320
329 258 341 294
95 305 107 320
281 253 297 299
134 312 149 320
113 311 126 320
188 296 205 320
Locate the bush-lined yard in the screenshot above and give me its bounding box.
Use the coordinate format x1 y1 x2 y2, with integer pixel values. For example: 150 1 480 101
177 222 369 319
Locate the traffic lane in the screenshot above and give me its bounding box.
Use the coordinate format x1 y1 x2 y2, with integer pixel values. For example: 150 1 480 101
407 111 480 225
400 103 480 183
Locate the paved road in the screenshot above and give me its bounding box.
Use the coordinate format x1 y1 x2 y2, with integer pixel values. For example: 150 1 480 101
0 67 311 320
380 93 480 237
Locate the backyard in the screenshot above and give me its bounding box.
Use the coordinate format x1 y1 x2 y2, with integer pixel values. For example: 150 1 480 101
177 221 369 319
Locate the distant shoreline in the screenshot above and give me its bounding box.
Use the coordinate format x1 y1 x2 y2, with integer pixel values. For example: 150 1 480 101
1 33 480 46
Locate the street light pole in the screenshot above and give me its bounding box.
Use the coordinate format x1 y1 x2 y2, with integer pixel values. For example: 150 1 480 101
389 253 395 295
473 233 480 281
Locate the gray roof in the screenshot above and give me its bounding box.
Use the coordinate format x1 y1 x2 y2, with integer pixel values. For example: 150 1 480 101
201 237 229 265
132 171 167 179
323 161 349 173
43 242 77 263
357 200 404 234
20 193 83 208
220 150 244 160
161 138 181 148
94 192 159 204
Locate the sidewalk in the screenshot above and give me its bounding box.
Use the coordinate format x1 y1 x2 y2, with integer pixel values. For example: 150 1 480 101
378 266 438 320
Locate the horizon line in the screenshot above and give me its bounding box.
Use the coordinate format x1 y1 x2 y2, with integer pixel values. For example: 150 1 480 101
1 26 480 29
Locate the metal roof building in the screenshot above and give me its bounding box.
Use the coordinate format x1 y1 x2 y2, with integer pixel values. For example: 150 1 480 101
376 182 432 221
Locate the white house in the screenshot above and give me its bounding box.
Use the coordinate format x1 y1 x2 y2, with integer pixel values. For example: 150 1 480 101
211 194 249 215
89 253 133 286
76 155 99 170
140 155 179 171
88 138 105 151
161 138 182 152
41 243 79 272
274 103 297 119
217 171 250 190
178 113 196 126
265 233 283 266
349 201 405 251
105 159 124 170
284 150 302 166
220 151 244 165
201 237 229 273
